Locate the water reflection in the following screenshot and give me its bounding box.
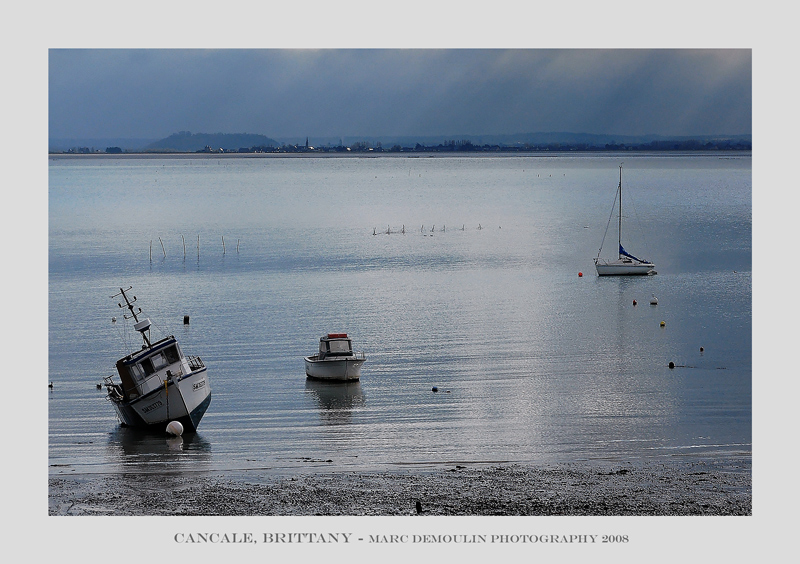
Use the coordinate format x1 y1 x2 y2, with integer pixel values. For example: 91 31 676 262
49 155 751 472
304 379 365 425
106 426 212 471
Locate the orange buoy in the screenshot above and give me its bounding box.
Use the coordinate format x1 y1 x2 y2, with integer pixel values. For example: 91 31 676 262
633 299 637 306
578 272 583 277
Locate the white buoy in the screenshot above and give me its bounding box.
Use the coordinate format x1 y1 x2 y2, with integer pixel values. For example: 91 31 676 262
166 420 184 436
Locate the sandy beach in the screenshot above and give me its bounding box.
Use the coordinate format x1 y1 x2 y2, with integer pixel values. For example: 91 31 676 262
49 457 751 516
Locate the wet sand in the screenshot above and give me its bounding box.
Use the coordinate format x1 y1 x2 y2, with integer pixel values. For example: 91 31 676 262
49 457 750 516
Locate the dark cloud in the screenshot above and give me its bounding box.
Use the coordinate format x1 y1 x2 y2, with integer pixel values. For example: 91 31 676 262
48 49 751 140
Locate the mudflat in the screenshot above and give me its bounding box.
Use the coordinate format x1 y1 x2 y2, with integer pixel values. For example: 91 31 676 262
49 457 750 516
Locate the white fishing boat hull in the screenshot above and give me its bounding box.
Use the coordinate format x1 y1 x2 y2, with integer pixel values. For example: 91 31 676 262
109 367 211 432
304 355 365 381
595 258 655 276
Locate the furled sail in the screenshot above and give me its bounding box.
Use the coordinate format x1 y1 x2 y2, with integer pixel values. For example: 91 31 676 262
619 244 648 264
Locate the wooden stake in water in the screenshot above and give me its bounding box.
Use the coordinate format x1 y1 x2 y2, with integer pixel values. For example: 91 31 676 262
150 240 152 262
181 234 186 259
237 239 240 253
222 235 226 255
197 234 200 259
159 237 166 258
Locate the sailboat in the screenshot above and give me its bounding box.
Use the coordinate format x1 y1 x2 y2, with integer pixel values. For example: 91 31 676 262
594 165 656 276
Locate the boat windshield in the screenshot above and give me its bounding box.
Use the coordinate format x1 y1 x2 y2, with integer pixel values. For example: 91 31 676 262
129 344 182 379
326 340 352 355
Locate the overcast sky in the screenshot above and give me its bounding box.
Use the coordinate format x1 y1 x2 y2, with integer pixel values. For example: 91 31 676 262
48 48 750 142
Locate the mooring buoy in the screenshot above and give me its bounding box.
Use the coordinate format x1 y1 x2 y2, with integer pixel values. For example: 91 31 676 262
166 421 184 436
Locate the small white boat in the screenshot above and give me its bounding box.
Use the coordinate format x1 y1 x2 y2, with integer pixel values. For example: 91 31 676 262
594 165 656 276
304 333 366 381
103 287 211 432
595 256 655 276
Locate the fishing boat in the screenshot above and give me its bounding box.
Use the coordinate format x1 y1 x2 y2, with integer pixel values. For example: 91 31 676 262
304 333 366 381
103 287 211 433
594 165 656 276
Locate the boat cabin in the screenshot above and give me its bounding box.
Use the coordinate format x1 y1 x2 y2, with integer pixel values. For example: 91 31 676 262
318 333 354 360
115 335 187 400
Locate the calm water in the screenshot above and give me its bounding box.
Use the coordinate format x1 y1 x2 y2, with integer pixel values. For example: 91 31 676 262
48 153 751 477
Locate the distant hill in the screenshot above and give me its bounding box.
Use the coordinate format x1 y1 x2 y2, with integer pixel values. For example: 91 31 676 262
144 131 280 152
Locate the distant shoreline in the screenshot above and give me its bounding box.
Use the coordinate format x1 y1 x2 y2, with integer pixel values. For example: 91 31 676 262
49 149 753 160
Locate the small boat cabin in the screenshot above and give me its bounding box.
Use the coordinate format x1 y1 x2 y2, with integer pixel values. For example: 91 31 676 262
114 333 197 401
317 333 355 360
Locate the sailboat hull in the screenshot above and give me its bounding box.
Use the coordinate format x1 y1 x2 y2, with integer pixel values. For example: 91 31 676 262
595 259 655 276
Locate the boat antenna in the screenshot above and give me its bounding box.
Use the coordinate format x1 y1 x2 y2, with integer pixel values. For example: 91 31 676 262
111 286 151 347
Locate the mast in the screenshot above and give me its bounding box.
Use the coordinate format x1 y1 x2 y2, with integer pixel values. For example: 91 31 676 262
112 286 152 347
618 164 623 259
